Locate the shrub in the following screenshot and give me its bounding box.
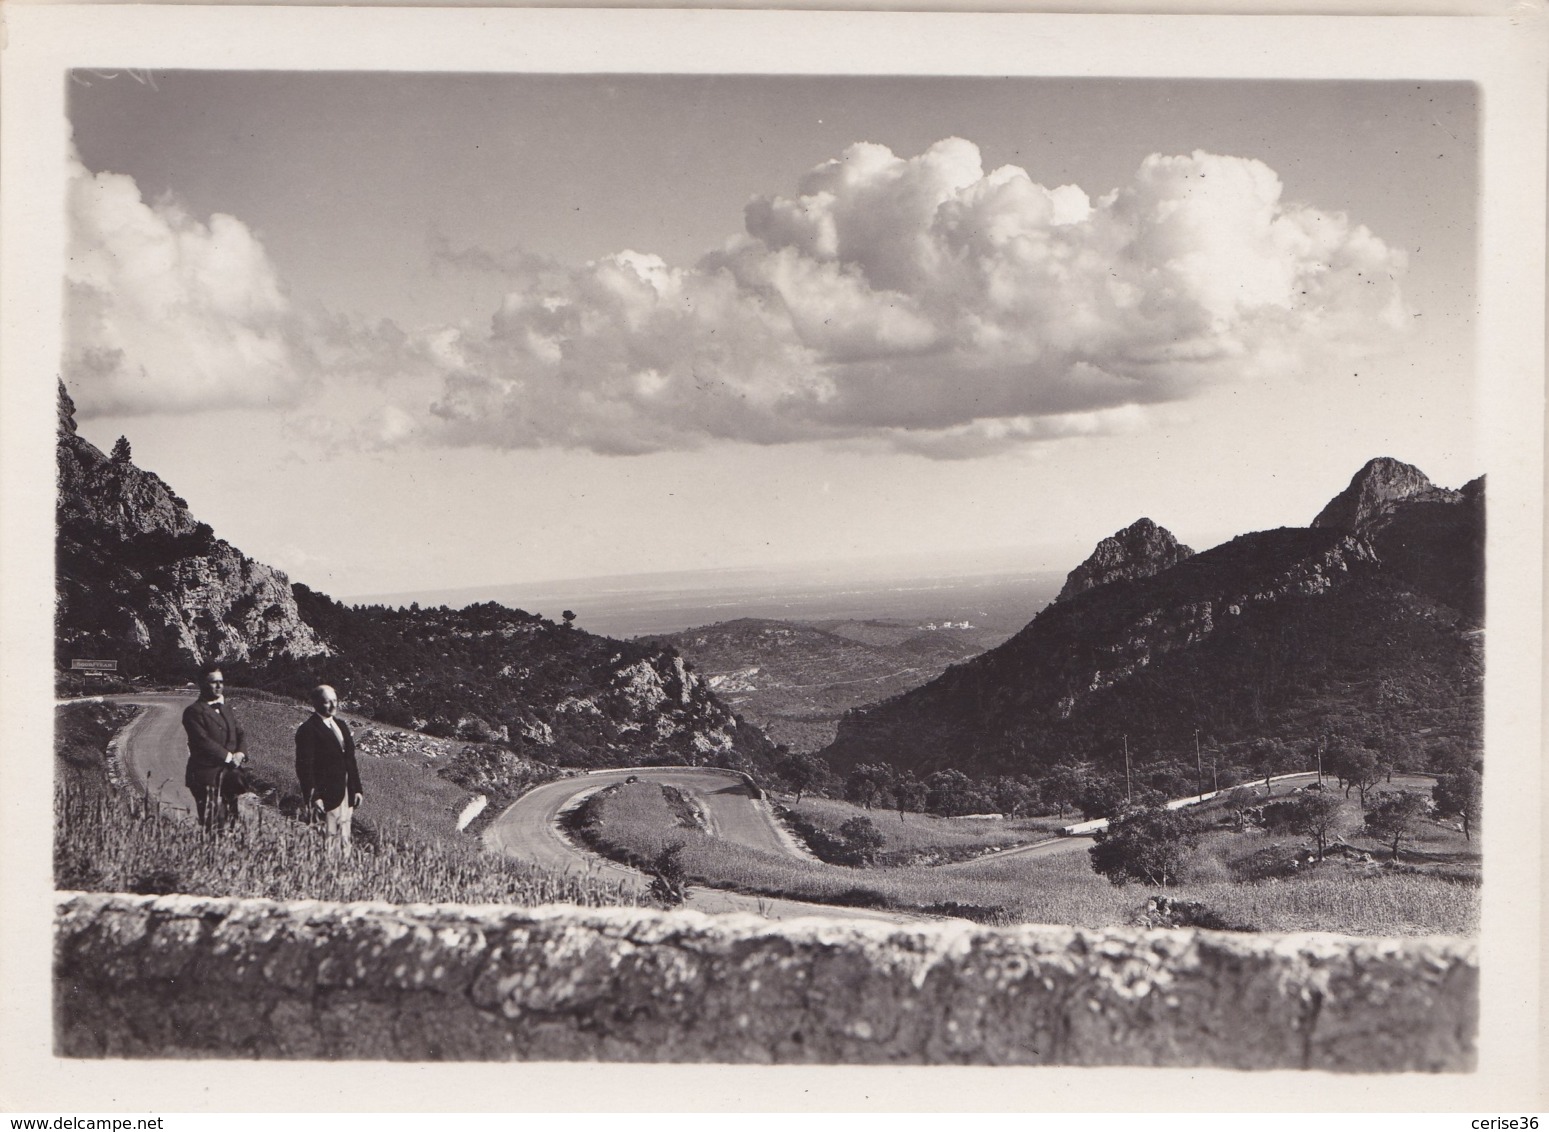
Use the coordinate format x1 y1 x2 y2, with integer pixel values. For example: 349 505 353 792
835 816 885 866
646 842 689 907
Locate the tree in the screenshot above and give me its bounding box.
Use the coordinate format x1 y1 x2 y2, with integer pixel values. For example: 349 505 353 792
894 775 926 823
1224 785 1259 830
1076 775 1128 821
1089 804 1200 887
1432 768 1482 841
993 775 1039 818
1042 763 1087 820
844 764 892 810
778 752 829 804
1244 737 1293 795
925 769 993 816
561 610 576 628
1362 791 1430 861
110 435 132 463
1382 732 1424 777
1262 790 1345 862
1330 746 1382 810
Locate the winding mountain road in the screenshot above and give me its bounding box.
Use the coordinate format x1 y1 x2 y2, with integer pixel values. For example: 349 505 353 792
90 693 201 818
482 765 919 920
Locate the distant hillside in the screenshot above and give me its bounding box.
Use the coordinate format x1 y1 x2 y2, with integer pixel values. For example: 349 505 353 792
247 594 778 773
55 380 778 775
822 458 1483 785
645 616 1009 751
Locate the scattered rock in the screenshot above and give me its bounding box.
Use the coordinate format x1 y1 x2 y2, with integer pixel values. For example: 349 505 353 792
1131 895 1253 933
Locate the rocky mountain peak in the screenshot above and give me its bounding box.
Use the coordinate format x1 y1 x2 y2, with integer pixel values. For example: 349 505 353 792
58 380 78 437
1056 517 1195 603
1312 457 1461 533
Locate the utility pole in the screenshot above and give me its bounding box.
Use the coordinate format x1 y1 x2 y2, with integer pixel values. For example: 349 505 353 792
1212 757 1218 793
1317 734 1325 785
1123 734 1131 802
1195 728 1204 801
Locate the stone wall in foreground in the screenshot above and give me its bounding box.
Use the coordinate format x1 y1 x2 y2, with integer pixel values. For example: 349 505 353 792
54 892 1477 1069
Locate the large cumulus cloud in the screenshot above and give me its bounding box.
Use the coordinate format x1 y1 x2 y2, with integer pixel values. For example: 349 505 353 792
430 139 1408 456
67 138 1408 456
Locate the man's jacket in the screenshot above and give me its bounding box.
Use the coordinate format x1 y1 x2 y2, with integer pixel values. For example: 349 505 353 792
182 699 244 788
294 714 362 810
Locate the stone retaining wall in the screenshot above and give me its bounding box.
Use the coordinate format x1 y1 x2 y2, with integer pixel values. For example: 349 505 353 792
54 892 1477 1069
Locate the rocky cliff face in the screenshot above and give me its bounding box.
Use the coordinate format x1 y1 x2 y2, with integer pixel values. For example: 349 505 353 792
822 460 1483 779
1057 518 1194 602
56 381 328 672
606 653 738 756
1312 457 1461 533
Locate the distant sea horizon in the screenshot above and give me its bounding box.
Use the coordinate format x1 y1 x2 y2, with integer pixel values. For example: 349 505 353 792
343 550 1074 640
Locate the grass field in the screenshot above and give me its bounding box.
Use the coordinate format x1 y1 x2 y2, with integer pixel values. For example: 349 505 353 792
55 782 641 906
581 779 1479 934
786 795 1065 864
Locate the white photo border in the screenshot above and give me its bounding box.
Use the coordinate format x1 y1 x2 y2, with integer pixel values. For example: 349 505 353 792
1 5 1544 1112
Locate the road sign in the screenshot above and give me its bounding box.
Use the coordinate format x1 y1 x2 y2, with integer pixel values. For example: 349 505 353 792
71 659 118 672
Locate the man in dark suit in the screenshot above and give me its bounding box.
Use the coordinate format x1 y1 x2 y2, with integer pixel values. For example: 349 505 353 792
182 663 247 831
295 684 363 846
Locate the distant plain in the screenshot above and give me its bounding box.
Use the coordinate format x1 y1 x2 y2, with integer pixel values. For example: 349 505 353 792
350 563 1066 641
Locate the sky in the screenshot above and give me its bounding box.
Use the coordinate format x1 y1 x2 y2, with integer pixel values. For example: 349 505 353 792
64 72 1480 603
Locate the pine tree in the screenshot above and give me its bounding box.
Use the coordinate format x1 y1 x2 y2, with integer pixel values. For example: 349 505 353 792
110 436 132 463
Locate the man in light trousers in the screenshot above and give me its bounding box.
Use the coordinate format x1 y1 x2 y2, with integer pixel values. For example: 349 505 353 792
294 684 363 847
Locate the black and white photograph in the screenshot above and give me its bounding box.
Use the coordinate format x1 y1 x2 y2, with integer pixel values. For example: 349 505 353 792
1 3 1543 1113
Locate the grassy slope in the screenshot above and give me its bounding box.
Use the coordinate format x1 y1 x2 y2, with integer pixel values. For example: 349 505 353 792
583 779 1478 934
54 701 140 792
227 691 477 842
